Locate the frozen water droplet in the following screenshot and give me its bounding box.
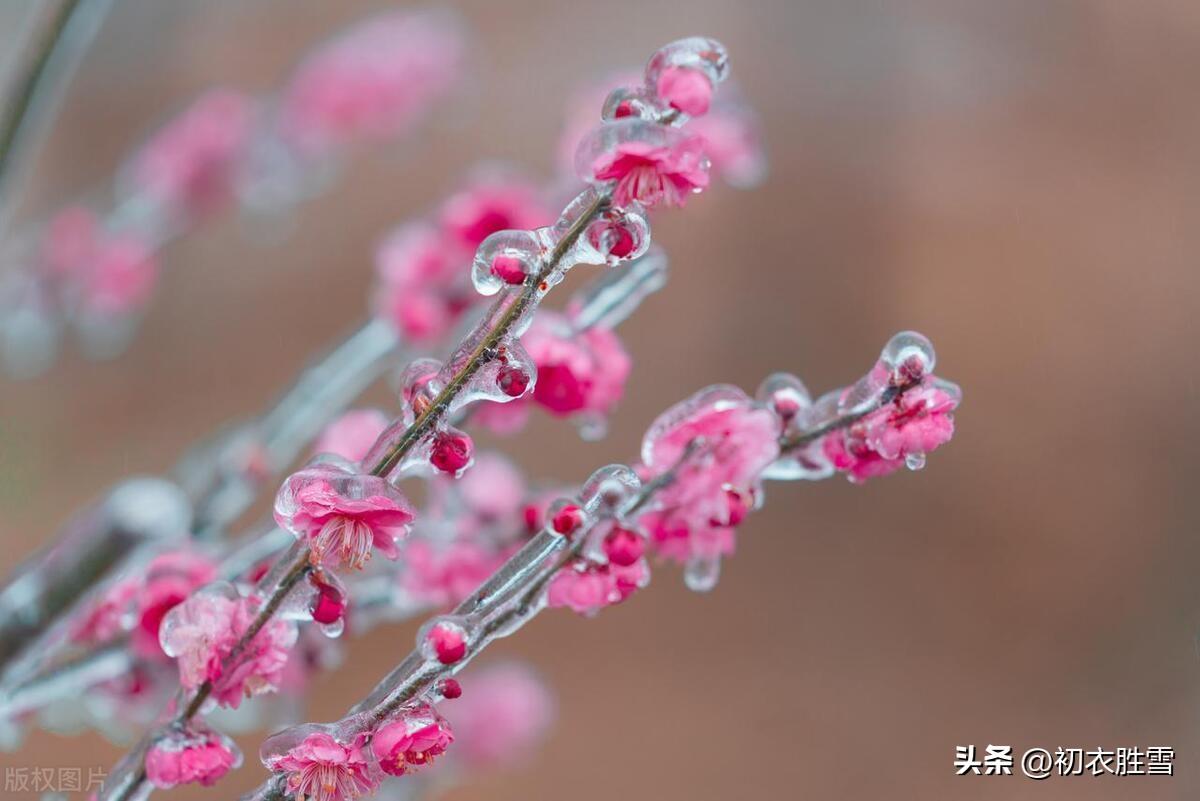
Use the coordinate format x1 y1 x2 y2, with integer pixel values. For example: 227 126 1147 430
905 452 927 471
684 554 721 592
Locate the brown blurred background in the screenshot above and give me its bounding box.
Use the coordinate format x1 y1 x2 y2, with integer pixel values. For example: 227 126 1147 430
2 0 1200 799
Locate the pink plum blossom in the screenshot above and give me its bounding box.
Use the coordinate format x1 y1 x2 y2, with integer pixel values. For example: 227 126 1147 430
438 178 549 252
592 135 710 208
371 705 454 777
528 312 630 416
639 388 779 565
448 664 554 771
145 728 240 789
267 731 377 801
374 223 468 343
655 66 713 116
132 551 219 658
823 379 958 483
278 12 462 154
160 588 297 708
277 474 414 570
129 89 257 218
400 539 509 608
546 557 649 615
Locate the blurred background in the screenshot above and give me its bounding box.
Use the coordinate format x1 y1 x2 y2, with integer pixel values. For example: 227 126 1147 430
2 0 1199 799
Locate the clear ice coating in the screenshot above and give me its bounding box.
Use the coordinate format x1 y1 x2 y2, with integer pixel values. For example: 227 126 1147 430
573 117 700 189
471 229 545 296
880 330 936 384
273 457 414 554
639 384 751 470
644 37 731 96
105 477 194 542
568 246 669 332
683 552 722 592
756 373 835 481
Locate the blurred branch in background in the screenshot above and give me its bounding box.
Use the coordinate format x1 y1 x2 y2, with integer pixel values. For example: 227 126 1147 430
0 0 112 242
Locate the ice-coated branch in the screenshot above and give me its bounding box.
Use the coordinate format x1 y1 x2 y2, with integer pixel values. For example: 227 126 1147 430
246 331 960 801
94 36 733 801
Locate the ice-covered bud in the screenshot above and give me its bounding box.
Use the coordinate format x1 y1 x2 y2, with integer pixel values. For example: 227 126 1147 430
643 37 730 99
429 429 473 475
603 526 644 567
439 678 463 699
159 582 297 708
423 620 468 665
126 89 257 219
447 664 553 771
371 704 454 777
264 729 376 801
490 254 527 285
581 119 710 209
655 66 713 116
496 363 531 398
308 571 348 626
145 726 241 789
551 504 585 537
275 460 414 570
78 230 159 316
314 409 389 464
471 229 544 297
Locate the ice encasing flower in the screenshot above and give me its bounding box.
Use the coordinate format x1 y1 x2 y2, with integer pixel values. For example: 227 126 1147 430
823 378 959 483
370 704 454 776
546 558 649 615
592 135 709 209
639 387 779 567
267 731 377 801
132 551 219 657
145 727 241 789
274 462 414 569
159 584 297 708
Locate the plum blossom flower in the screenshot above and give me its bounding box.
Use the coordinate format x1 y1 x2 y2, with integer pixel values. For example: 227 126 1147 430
399 539 508 608
160 586 297 708
546 557 649 615
277 11 462 154
314 409 389 464
477 312 630 437
447 664 553 771
592 135 709 208
128 89 257 218
132 551 219 658
438 178 549 252
370 704 454 776
70 578 139 644
145 727 240 789
655 66 713 116
639 387 779 566
823 379 958 483
267 731 377 801
374 223 467 343
275 468 414 569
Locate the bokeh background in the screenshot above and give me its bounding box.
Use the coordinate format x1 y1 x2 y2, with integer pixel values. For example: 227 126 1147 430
2 0 1200 799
